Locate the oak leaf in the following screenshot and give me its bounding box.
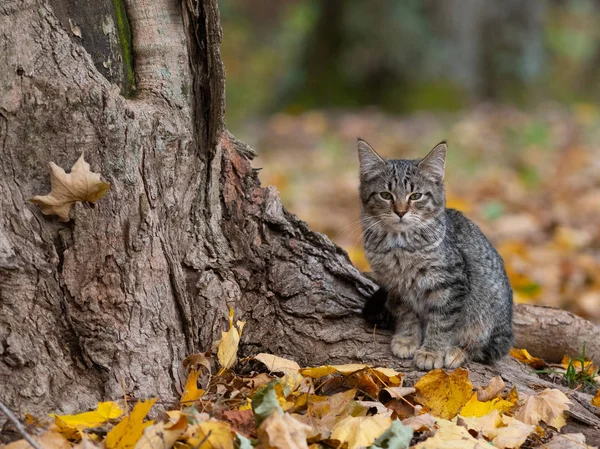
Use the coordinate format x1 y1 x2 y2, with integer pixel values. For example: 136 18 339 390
413 368 473 420
513 388 570 430
30 153 110 222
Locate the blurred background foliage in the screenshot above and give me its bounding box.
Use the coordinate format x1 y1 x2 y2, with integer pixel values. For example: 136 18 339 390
219 0 600 321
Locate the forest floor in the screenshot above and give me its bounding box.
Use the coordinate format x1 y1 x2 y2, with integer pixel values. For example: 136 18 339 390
237 103 600 323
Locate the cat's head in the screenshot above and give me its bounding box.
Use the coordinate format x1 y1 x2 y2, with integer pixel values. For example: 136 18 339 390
357 139 447 232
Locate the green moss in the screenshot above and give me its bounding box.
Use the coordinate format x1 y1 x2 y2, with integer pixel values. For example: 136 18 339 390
111 0 136 97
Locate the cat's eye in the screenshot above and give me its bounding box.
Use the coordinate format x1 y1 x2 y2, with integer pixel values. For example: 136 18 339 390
409 193 422 201
380 192 394 201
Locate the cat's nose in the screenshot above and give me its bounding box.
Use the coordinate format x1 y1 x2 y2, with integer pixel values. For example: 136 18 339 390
394 209 406 219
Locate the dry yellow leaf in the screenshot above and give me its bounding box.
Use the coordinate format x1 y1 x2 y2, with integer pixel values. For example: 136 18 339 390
401 414 436 432
460 392 517 417
257 411 312 449
330 415 392 449
5 431 70 449
458 409 502 439
105 398 157 449
180 369 205 405
51 401 123 435
509 348 547 369
300 364 368 378
30 153 110 222
477 376 505 402
561 355 597 375
414 368 473 420
300 364 402 386
413 419 488 449
134 416 187 449
254 353 303 391
493 416 535 449
187 421 234 449
592 390 600 408
514 388 570 430
217 308 246 370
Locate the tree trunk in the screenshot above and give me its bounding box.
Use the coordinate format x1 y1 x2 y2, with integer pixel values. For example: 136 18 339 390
1 0 599 442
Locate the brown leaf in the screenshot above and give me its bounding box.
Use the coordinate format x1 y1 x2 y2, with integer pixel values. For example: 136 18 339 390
183 353 212 374
257 412 311 449
30 153 110 222
513 388 570 430
222 409 255 437
477 376 505 402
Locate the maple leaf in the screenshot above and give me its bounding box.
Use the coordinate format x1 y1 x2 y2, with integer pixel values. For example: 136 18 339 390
509 348 547 369
105 398 157 449
217 308 246 370
514 388 570 430
30 153 110 222
4 431 70 449
329 415 392 449
413 368 473 420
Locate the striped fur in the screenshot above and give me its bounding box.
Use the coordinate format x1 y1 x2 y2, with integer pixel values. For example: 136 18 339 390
358 139 514 369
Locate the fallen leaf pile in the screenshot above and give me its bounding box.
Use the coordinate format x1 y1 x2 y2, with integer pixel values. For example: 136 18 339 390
7 317 599 449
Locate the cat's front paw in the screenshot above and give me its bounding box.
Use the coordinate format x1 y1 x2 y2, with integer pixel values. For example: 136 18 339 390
391 335 419 359
444 347 467 369
414 348 444 370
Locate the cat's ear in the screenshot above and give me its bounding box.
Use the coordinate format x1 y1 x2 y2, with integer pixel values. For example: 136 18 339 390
418 141 447 183
357 138 386 180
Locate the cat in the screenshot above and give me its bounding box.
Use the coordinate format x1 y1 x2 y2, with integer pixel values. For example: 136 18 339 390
357 139 514 369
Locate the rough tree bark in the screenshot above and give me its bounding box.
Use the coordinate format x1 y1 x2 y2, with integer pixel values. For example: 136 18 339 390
1 0 599 443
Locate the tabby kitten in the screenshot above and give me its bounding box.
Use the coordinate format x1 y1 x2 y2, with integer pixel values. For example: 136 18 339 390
358 139 513 369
